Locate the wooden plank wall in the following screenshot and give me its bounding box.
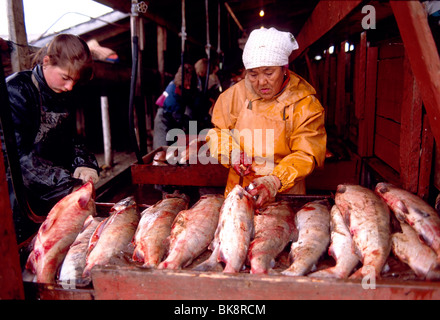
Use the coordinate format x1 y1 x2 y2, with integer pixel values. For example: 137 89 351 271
308 32 437 198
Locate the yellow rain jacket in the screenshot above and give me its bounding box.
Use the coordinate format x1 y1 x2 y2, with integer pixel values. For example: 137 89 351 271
206 70 327 196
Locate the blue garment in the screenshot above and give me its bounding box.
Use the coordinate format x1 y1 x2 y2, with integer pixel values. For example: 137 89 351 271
163 81 183 114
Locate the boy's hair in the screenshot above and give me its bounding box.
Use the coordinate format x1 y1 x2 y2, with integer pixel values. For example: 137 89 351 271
32 34 93 83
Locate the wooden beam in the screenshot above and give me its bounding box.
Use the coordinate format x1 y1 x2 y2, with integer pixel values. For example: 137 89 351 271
7 0 30 71
418 114 434 200
290 0 362 61
391 0 440 145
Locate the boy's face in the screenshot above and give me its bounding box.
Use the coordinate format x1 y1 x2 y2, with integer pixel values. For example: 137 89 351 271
43 56 78 93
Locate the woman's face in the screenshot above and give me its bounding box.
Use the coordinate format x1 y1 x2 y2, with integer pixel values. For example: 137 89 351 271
246 66 286 100
42 56 78 93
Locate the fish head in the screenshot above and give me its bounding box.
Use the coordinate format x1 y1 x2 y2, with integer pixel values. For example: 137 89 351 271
110 196 136 213
76 181 95 209
375 182 393 195
336 184 348 194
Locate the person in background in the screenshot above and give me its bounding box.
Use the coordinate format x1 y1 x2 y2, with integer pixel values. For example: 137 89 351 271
206 27 327 208
153 63 195 149
4 34 100 241
192 58 220 130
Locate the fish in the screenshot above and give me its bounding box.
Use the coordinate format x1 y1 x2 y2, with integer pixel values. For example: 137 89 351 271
335 184 391 279
58 215 104 286
282 199 330 277
132 196 189 267
25 181 96 284
82 197 140 279
391 223 440 280
158 194 225 270
375 182 440 262
194 185 254 273
247 201 296 274
308 205 359 279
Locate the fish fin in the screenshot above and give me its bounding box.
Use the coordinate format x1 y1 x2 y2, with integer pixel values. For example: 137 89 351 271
396 200 409 215
308 268 338 279
25 250 36 273
77 185 94 209
193 246 221 272
86 218 108 256
223 263 239 273
413 208 431 218
132 247 145 263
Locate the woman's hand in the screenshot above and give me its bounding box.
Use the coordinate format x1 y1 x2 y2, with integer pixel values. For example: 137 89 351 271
247 175 281 208
231 149 252 176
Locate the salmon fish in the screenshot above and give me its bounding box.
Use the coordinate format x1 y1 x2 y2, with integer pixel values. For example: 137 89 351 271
335 184 391 279
25 181 96 284
58 216 104 286
375 182 440 262
158 194 225 270
82 197 140 279
309 205 359 279
194 185 254 273
132 196 189 267
282 200 330 277
247 201 296 274
392 223 440 280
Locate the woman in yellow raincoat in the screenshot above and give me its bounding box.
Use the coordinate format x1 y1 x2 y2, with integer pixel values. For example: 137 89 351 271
206 27 327 208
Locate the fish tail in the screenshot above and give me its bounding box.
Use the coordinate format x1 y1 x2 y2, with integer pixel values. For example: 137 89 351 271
223 263 239 273
308 267 343 279
132 247 145 263
193 245 221 272
25 251 36 273
193 257 220 271
158 260 179 270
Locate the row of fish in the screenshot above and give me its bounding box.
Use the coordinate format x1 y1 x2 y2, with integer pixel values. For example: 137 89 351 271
24 180 440 285
308 183 440 280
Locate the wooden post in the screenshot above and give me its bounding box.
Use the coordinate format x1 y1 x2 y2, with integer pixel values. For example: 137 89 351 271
157 26 166 90
101 96 113 168
0 140 24 299
391 0 440 145
418 114 434 200
335 42 347 137
304 49 318 91
357 32 377 158
400 54 423 194
322 50 330 119
6 0 30 72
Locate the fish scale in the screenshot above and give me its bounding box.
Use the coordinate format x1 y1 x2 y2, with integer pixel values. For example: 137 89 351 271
282 199 330 277
247 201 296 274
309 205 359 279
132 196 189 268
82 197 140 280
194 185 254 273
158 194 224 270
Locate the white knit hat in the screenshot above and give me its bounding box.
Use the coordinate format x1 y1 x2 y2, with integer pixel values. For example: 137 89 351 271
242 27 299 70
